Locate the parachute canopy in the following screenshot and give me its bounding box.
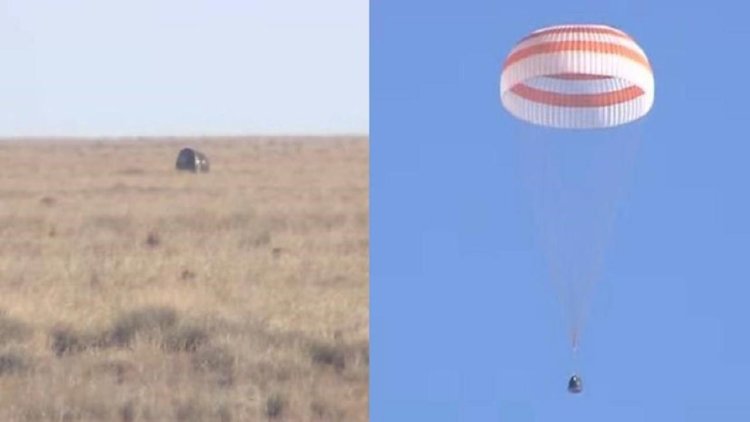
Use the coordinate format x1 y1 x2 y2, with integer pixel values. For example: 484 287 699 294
500 24 654 129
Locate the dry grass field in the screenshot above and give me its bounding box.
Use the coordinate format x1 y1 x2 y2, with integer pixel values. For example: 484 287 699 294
0 137 368 421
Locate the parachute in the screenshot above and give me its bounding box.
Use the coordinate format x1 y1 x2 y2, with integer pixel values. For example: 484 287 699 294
501 24 654 129
500 25 654 365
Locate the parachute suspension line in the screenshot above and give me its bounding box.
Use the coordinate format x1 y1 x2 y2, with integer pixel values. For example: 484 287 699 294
517 125 577 351
518 123 646 358
567 123 647 352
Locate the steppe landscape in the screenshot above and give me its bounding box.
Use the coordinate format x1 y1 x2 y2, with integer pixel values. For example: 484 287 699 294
0 137 368 421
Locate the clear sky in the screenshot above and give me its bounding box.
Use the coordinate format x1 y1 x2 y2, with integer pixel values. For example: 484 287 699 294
1 0 368 136
372 0 750 420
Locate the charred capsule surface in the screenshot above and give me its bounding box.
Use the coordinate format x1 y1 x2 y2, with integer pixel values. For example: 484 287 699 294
176 148 210 173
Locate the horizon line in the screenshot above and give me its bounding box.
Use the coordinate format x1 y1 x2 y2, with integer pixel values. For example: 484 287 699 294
0 133 369 142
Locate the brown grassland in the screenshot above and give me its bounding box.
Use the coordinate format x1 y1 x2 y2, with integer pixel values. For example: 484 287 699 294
0 137 368 421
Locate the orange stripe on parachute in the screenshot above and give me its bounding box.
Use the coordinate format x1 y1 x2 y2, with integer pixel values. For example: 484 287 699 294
546 73 614 80
510 83 645 107
503 41 651 71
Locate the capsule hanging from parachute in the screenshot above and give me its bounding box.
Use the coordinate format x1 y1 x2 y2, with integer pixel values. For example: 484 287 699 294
500 24 654 390
568 374 583 394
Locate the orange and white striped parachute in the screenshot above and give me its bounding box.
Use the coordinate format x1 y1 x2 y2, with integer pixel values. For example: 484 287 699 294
500 24 654 129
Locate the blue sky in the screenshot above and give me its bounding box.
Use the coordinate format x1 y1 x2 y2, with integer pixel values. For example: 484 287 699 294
372 0 750 420
1 0 367 136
